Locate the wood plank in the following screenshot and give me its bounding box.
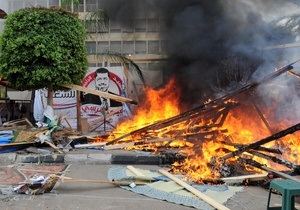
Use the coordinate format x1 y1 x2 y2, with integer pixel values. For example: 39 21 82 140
60 176 147 185
159 169 230 210
221 173 268 182
74 142 107 148
88 107 122 131
60 84 138 105
261 166 300 183
18 169 65 174
127 165 155 181
103 142 135 150
44 140 65 154
221 122 300 160
0 141 35 147
127 165 145 176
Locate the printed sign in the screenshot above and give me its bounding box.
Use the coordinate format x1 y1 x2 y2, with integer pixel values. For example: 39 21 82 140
51 66 131 132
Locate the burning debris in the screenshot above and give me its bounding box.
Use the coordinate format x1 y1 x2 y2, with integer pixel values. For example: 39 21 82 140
85 59 300 182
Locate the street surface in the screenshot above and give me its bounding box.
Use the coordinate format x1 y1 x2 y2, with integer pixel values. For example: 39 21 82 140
0 164 283 210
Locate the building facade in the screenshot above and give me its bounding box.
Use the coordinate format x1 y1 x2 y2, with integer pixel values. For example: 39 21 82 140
1 0 168 90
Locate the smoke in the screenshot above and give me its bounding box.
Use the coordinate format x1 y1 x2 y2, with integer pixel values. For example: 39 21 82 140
100 0 298 114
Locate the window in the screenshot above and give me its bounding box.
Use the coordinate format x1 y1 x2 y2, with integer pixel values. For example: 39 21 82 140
85 20 97 33
160 40 168 54
148 62 162 71
110 41 121 52
123 41 134 55
148 41 159 54
160 19 168 32
49 0 59 6
110 21 121 33
110 63 122 67
85 41 96 54
148 19 159 32
86 0 97 12
98 20 109 33
135 41 146 54
85 20 108 33
89 63 97 67
97 41 109 53
74 0 84 12
25 0 36 7
135 19 146 32
137 63 147 70
122 19 134 33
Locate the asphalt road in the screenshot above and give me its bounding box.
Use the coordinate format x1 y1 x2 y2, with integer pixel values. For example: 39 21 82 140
0 164 284 210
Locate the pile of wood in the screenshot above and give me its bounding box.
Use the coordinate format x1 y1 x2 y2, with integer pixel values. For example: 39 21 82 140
77 60 300 179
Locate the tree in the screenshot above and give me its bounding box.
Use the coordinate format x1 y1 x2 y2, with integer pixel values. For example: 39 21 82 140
0 6 88 91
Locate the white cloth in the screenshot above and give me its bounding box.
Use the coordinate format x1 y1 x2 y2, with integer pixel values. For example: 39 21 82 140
33 90 44 123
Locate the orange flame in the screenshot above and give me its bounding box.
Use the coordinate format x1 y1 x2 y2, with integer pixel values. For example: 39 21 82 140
104 77 300 181
111 77 181 139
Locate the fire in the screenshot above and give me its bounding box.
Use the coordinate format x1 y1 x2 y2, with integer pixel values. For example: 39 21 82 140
101 76 300 182
110 77 181 140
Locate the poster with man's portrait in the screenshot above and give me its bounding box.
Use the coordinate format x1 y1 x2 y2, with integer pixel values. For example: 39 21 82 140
51 66 130 132
81 67 125 132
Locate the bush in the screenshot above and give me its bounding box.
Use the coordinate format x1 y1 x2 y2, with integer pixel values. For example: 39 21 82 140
0 6 88 90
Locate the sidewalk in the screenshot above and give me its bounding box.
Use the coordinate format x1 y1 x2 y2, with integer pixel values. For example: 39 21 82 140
0 147 176 165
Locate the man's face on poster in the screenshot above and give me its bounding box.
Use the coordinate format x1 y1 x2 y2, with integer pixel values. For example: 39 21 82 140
95 72 109 92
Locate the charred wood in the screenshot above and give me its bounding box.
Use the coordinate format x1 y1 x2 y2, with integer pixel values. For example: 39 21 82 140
238 157 300 182
248 150 300 171
220 122 300 160
107 61 298 146
107 102 238 145
220 141 282 154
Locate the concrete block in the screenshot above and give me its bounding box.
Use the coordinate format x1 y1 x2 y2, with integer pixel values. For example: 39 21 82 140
0 153 16 164
40 154 64 163
86 153 112 164
64 154 88 164
111 154 160 165
15 154 39 163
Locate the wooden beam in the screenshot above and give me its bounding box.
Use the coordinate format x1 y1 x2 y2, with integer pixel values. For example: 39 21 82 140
221 173 268 182
103 142 134 150
88 107 122 131
127 165 145 177
61 177 147 185
77 90 82 132
221 122 300 160
60 84 138 105
127 165 155 181
0 141 34 148
44 140 65 155
261 166 300 183
74 142 107 148
159 169 230 210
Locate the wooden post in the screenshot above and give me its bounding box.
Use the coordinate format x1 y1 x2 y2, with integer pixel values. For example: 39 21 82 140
60 84 138 104
77 90 82 133
48 86 54 106
159 169 230 210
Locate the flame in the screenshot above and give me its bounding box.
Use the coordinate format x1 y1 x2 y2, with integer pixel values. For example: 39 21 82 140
100 76 300 181
110 77 181 140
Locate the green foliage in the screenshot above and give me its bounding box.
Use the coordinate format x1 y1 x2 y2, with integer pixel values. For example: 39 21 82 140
0 6 88 91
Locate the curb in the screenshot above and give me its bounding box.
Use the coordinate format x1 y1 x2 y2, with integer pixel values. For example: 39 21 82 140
0 151 173 165
0 150 184 165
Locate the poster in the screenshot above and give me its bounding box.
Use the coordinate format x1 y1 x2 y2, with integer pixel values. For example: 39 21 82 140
52 66 131 132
